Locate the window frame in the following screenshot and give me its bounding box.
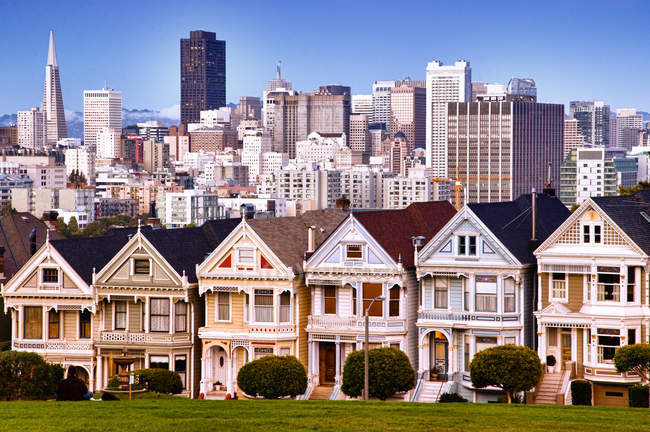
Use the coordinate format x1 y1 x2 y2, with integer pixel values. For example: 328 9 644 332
323 286 337 315
550 272 568 302
133 257 151 276
504 278 516 313
279 291 291 323
236 247 256 267
175 301 188 332
475 275 497 312
345 244 363 260
254 289 274 323
48 309 60 339
149 298 170 332
23 306 43 340
362 283 383 317
456 235 478 257
215 292 231 322
388 286 400 317
79 309 91 339
114 300 127 330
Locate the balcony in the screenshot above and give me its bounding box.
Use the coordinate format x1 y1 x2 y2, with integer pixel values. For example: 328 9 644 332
417 310 520 324
307 315 406 333
13 339 93 352
98 331 191 345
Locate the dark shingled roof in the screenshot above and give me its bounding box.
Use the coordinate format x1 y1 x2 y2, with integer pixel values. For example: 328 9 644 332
353 201 457 267
247 209 347 274
50 219 241 284
468 193 570 264
591 190 650 255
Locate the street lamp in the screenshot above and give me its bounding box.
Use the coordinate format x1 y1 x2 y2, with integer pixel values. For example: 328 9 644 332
364 295 385 401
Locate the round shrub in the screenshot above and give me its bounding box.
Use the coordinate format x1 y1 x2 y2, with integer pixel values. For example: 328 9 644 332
438 392 468 403
614 343 650 382
470 345 541 403
237 355 307 399
571 380 591 406
0 351 64 400
546 355 556 367
135 368 182 394
341 347 415 400
628 385 649 408
107 376 121 390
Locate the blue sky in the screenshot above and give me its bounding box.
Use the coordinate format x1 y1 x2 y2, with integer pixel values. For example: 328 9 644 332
2 0 650 116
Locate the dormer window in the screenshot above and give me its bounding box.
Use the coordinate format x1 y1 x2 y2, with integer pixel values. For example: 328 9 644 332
238 248 255 266
346 244 363 260
457 235 477 256
582 211 602 244
42 268 58 284
134 259 150 275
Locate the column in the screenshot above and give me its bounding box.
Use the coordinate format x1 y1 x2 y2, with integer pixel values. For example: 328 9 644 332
308 341 313 376
538 323 546 361
42 307 47 341
89 364 95 393
590 264 597 303
169 298 174 335
11 309 16 342
144 297 149 333
274 292 279 325
226 351 232 396
621 265 627 305
537 272 543 310
571 327 577 363
96 355 103 392
232 348 238 394
335 342 341 384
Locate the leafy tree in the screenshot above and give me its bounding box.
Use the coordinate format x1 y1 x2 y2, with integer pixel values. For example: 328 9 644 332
335 196 351 211
134 368 182 394
68 169 87 186
341 347 415 400
614 343 650 383
469 345 542 403
237 355 307 399
619 181 650 196
67 216 80 236
0 351 64 400
56 217 68 236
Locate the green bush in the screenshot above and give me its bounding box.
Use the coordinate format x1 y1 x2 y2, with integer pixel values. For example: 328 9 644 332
614 344 650 382
629 385 649 408
546 355 556 367
0 351 64 400
237 355 307 399
470 345 541 403
571 380 592 406
134 368 182 394
107 376 121 390
438 392 468 403
341 347 415 400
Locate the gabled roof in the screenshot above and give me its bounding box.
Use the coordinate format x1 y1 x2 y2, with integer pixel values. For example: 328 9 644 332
247 209 347 273
468 193 570 264
591 191 650 255
353 201 457 267
0 213 64 282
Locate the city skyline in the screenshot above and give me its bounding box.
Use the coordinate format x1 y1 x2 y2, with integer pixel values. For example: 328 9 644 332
3 0 650 116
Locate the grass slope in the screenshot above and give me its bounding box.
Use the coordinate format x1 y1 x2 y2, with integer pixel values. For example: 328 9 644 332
1 399 649 432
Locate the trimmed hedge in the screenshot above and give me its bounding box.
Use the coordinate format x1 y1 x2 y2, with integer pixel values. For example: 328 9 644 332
135 368 183 394
439 392 468 403
571 380 591 406
341 347 415 400
0 351 64 400
237 355 307 399
629 385 649 408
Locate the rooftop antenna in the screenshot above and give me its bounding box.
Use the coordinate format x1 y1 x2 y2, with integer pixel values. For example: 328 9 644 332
276 60 282 80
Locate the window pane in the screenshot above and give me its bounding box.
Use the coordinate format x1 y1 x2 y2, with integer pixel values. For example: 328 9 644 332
43 268 58 283
175 301 188 331
389 286 400 317
594 225 601 243
468 236 476 255
48 310 60 339
24 306 43 339
150 298 170 332
279 292 290 322
216 293 230 321
134 259 150 274
80 310 91 339
363 283 383 317
458 236 466 255
323 286 336 314
434 277 448 309
255 290 273 322
115 301 127 330
346 244 362 259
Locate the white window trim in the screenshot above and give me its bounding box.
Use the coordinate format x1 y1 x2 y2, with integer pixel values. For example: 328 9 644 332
38 265 61 290
131 256 152 277
78 309 92 340
455 233 479 257
549 272 569 303
113 300 129 331
279 291 292 324
234 246 256 267
581 222 602 245
322 286 337 315
214 292 232 323
344 243 364 261
433 277 450 310
253 289 274 324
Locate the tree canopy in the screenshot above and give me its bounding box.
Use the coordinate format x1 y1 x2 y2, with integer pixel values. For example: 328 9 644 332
619 181 650 196
469 345 542 403
614 343 650 383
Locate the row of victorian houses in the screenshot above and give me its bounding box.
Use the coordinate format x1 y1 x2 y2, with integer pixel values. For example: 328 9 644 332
2 189 650 406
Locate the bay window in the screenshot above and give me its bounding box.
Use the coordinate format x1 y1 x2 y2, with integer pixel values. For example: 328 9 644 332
596 328 620 363
389 286 400 317
279 292 291 323
475 276 497 312
504 279 516 312
114 301 127 330
434 277 448 309
362 283 383 317
254 289 273 322
597 268 620 301
24 306 42 339
150 298 170 332
323 286 337 315
175 301 188 331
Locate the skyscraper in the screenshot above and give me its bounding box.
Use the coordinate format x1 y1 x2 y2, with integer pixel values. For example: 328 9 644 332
447 101 564 203
390 84 426 152
351 94 373 121
569 101 610 147
42 30 66 145
263 61 295 139
425 60 471 175
349 114 370 153
17 108 46 150
564 118 586 159
180 30 226 125
372 81 395 129
83 88 122 149
615 108 643 150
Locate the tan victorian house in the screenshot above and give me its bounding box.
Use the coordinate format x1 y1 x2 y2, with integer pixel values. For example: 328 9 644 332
534 191 650 406
197 210 346 399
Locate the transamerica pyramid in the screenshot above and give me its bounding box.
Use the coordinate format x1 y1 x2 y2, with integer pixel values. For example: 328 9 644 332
42 30 67 145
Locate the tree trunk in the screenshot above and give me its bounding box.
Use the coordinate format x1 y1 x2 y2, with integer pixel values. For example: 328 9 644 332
507 391 512 404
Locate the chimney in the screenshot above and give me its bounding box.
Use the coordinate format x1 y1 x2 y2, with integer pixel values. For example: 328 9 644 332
307 226 316 253
529 189 540 252
454 181 462 210
542 162 556 196
29 227 37 256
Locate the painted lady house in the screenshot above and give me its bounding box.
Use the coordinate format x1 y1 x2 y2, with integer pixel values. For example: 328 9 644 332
414 192 569 402
196 210 345 399
534 191 650 406
303 202 456 399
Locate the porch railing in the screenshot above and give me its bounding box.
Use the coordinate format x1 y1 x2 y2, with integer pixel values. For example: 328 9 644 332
13 339 93 351
99 331 191 344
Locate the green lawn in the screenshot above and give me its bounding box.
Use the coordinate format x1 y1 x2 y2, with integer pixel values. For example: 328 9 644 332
1 398 649 432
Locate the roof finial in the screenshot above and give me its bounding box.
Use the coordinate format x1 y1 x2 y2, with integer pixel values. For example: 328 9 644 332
46 228 50 244
276 60 282 80
137 218 141 233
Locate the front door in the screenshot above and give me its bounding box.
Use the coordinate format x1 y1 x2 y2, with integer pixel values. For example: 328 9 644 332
319 343 336 384
212 346 227 389
561 332 572 369
430 331 448 380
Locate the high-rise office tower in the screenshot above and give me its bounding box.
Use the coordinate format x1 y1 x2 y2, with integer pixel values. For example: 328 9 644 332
447 101 564 203
83 88 122 149
390 84 426 152
42 30 66 145
372 81 395 129
269 90 351 158
349 114 370 153
237 96 262 120
352 94 373 120
263 61 295 138
425 60 471 175
180 30 226 125
471 82 487 102
609 117 618 148
17 108 46 150
616 108 643 150
564 119 587 159
569 101 610 147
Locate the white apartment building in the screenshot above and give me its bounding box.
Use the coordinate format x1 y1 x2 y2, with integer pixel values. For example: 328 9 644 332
83 88 122 149
96 127 122 159
57 137 82 148
339 168 379 209
59 186 97 224
182 151 215 172
372 81 395 129
17 108 46 150
260 152 288 176
155 189 220 228
241 129 272 181
271 168 341 209
425 60 471 174
382 176 451 209
165 134 190 162
295 131 346 164
564 119 587 159
197 108 231 128
352 94 373 121
11 188 58 217
616 108 643 149
65 147 96 185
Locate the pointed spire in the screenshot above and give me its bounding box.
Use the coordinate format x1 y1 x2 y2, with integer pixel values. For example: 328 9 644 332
137 218 142 233
276 60 281 80
46 228 50 244
47 30 58 67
